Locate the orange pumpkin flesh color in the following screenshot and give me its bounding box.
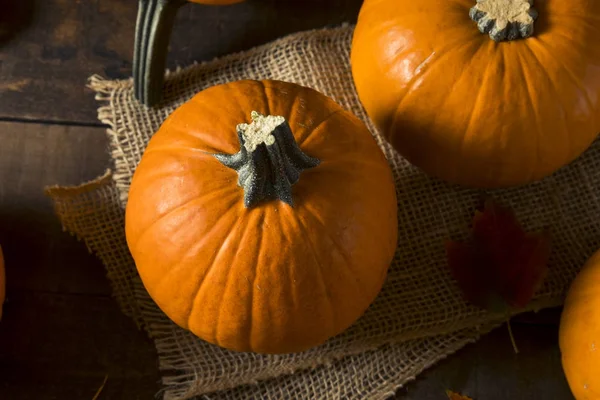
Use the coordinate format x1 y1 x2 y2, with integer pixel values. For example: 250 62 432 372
351 0 600 188
125 80 398 354
559 250 600 399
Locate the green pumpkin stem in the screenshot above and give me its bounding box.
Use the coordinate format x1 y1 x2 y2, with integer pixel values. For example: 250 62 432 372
133 0 186 106
214 111 320 208
469 0 538 42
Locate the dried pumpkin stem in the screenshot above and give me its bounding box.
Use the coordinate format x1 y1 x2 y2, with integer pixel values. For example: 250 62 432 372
470 0 538 42
214 111 320 208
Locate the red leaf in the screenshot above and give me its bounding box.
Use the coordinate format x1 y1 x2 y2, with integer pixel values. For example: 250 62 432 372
446 198 551 312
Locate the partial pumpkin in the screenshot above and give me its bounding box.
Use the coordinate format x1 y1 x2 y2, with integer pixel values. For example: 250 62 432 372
351 0 600 188
559 249 600 399
125 79 398 354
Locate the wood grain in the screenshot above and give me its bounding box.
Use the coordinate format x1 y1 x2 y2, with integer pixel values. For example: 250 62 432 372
0 122 111 295
0 122 159 399
398 309 574 399
0 291 159 400
0 0 362 124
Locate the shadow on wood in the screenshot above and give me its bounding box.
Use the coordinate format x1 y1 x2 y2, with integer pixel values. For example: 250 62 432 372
0 0 36 48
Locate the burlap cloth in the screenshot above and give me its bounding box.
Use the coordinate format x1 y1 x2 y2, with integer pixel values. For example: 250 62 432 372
45 25 600 399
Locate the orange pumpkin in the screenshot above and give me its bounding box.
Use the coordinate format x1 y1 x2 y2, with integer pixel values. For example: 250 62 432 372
559 249 600 399
351 0 600 188
125 79 398 354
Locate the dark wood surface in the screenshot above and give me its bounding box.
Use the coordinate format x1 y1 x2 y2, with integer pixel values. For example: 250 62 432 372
0 1 575 399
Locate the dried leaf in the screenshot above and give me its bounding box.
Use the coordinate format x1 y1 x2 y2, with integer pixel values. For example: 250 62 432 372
446 389 474 400
445 198 551 312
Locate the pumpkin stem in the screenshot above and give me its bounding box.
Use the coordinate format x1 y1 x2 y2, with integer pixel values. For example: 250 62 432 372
469 0 538 42
214 111 320 208
133 0 186 106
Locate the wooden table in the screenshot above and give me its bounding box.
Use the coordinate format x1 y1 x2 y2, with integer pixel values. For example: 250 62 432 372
0 1 575 398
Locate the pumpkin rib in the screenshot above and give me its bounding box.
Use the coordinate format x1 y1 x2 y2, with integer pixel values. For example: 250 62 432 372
391 40 481 180
536 37 598 131
257 80 273 115
246 210 267 351
185 203 243 333
228 81 270 116
516 47 541 183
276 88 302 131
522 42 573 164
301 203 364 297
297 109 343 148
389 38 480 138
213 213 255 348
308 157 394 178
460 43 497 183
544 29 589 51
137 198 239 330
130 183 239 251
293 215 337 337
140 145 216 158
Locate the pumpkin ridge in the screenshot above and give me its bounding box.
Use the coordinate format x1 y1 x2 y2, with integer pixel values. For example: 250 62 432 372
536 36 598 130
213 212 254 348
219 82 269 135
460 43 498 183
246 210 267 352
301 204 364 298
390 40 482 178
311 156 394 175
130 184 240 251
257 80 273 115
293 215 337 337
297 109 343 148
516 45 543 182
275 88 302 132
521 42 573 162
185 204 243 333
389 39 481 140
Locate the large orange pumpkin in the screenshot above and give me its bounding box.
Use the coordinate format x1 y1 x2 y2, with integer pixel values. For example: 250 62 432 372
559 249 600 399
125 79 398 354
351 0 600 188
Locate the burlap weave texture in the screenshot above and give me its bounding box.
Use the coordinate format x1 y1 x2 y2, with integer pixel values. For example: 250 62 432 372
46 25 599 399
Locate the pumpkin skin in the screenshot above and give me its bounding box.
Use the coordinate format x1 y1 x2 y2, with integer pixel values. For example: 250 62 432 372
559 249 600 399
351 0 600 188
125 79 398 354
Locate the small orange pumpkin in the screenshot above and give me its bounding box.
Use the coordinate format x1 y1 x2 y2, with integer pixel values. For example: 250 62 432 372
559 249 600 399
125 79 398 354
351 0 600 188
